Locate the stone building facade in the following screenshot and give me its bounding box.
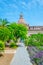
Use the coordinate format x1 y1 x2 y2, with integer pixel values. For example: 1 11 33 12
18 14 43 36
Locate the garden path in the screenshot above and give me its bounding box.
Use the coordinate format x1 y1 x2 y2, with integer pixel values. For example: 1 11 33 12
10 42 33 65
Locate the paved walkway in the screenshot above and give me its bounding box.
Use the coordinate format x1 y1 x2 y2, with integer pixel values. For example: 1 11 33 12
10 43 32 65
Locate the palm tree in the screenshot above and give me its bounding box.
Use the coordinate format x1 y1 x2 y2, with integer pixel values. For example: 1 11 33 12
0 18 9 27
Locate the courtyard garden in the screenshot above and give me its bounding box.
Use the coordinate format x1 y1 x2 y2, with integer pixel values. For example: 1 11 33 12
0 18 43 65
0 18 28 65
0 18 28 55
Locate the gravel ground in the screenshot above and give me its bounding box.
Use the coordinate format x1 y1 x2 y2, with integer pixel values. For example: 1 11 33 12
0 47 16 65
0 53 14 65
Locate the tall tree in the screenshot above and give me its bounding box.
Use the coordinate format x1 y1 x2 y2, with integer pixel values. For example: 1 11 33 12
8 22 28 40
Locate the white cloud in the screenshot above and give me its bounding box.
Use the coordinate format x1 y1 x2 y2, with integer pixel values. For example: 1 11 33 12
0 0 43 11
8 4 17 9
21 1 28 9
0 0 18 9
32 0 43 6
32 0 37 5
37 0 43 6
20 0 37 10
28 3 31 9
21 1 26 6
27 0 43 10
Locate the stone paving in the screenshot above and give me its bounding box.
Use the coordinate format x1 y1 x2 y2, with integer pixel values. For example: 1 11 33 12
10 43 32 65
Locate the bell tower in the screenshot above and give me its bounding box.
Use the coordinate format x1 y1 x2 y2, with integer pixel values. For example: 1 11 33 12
20 13 23 19
18 13 29 30
18 13 25 24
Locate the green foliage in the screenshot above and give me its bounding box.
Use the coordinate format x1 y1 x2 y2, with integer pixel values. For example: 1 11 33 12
25 33 43 46
33 58 40 65
8 23 28 40
0 18 28 44
0 40 5 52
17 24 28 39
10 42 15 47
0 27 10 42
24 37 29 46
7 23 17 40
0 18 8 26
13 37 17 42
10 42 18 48
37 46 43 50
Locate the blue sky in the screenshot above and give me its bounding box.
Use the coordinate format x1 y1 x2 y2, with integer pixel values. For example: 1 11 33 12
0 0 43 26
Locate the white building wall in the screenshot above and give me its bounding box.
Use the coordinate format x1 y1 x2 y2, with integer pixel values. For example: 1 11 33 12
28 30 43 36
